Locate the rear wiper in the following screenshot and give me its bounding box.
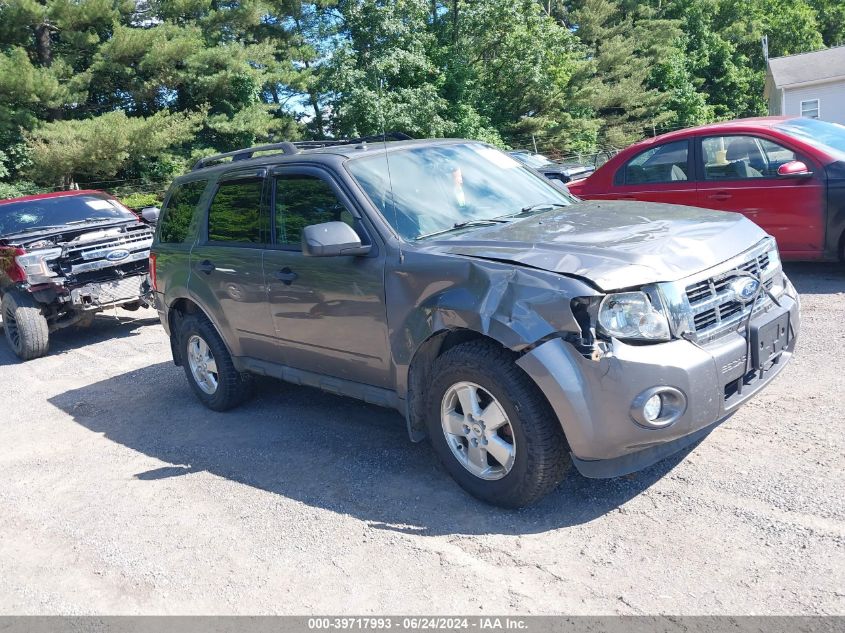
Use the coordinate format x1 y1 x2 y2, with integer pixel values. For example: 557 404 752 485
415 218 509 241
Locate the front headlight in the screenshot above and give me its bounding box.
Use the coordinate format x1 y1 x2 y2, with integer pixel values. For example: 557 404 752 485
598 291 670 341
15 248 62 284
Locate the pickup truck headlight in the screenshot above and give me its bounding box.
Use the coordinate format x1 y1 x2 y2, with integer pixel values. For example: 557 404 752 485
598 291 670 341
15 248 62 284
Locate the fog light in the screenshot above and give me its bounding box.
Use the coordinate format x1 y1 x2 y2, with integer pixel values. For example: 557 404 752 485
643 394 662 422
630 386 687 429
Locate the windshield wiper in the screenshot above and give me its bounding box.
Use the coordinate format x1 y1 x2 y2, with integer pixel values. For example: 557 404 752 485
0 224 74 238
64 217 127 225
0 218 128 239
516 202 570 215
415 218 509 241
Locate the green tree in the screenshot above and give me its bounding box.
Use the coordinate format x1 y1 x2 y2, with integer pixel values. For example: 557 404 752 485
440 0 589 150
24 109 203 188
323 0 451 137
808 0 845 46
557 0 683 146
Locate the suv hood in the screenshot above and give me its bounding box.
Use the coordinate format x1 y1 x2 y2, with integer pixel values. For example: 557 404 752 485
426 200 768 290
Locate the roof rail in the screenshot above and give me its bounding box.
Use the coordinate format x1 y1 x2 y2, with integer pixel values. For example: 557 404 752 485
192 142 300 171
191 132 414 171
292 132 413 150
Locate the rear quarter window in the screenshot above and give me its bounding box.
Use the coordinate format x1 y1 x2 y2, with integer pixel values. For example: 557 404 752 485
158 180 207 244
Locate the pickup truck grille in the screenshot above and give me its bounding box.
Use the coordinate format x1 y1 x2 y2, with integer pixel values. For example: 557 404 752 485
680 244 781 342
62 227 154 275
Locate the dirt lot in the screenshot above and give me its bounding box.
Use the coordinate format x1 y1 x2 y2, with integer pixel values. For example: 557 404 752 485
0 263 842 615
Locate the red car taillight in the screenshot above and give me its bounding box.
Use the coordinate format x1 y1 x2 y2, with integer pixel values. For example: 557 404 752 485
0 246 28 283
149 252 158 291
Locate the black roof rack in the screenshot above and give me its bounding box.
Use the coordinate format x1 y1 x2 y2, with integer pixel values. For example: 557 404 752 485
191 132 413 171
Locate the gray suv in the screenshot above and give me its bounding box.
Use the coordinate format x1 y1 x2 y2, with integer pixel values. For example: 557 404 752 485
150 137 800 507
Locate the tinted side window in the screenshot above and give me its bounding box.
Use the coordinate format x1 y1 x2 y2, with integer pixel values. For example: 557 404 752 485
619 141 689 185
159 180 206 244
207 179 267 244
274 176 355 246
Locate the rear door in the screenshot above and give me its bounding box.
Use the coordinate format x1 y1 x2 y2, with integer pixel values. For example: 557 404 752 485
695 134 826 256
188 169 277 360
153 178 208 302
594 140 698 205
261 166 391 388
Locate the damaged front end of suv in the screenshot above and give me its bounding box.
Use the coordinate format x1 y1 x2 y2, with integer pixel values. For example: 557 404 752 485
0 191 155 360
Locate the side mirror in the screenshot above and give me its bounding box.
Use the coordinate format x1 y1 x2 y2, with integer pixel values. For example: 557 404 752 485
777 161 813 178
301 221 371 257
140 206 160 223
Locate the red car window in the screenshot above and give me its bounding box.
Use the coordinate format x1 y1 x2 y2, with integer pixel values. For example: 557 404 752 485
615 141 690 185
701 136 797 181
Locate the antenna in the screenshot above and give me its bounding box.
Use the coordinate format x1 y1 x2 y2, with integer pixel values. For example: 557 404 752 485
376 77 403 263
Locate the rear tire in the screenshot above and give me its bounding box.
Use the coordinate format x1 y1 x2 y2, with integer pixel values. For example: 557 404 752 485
426 340 570 508
179 313 253 411
1 291 50 360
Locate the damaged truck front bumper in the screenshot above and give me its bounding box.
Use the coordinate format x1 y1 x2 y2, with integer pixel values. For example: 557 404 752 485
69 274 150 310
516 290 800 479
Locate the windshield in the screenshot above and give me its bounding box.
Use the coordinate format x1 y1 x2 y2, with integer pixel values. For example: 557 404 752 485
0 193 135 237
775 118 845 160
347 142 574 240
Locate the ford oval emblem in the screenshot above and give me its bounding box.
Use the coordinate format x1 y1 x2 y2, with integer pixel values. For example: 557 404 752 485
730 277 760 303
106 249 130 262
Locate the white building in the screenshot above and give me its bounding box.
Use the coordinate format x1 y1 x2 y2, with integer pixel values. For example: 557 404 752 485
764 46 845 125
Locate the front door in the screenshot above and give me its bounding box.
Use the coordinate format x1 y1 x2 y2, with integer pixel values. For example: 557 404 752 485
262 168 391 388
696 134 826 257
188 170 277 360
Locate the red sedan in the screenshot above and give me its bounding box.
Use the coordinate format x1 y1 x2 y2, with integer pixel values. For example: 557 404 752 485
567 116 845 261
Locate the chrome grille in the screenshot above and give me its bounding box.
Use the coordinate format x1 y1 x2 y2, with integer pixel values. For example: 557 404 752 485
63 228 154 275
68 231 153 261
659 240 783 344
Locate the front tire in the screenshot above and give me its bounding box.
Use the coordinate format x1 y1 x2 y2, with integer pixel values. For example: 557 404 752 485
426 340 570 507
1 291 50 360
179 314 253 411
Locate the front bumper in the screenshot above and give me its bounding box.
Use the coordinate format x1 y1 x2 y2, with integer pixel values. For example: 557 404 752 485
517 282 800 479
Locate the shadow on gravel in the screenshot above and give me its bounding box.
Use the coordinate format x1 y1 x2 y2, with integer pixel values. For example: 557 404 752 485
0 312 160 367
783 262 845 295
49 361 695 536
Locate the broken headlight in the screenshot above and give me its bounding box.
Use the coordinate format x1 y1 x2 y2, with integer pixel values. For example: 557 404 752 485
15 248 62 284
597 291 670 341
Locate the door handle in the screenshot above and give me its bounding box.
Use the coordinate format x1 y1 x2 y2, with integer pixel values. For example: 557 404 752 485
708 191 732 201
274 267 298 285
196 259 216 274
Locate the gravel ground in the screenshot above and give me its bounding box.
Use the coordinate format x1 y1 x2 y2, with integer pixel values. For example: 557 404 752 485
0 263 842 615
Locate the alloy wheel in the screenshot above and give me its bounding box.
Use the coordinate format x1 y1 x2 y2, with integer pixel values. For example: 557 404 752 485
440 381 516 480
187 334 219 395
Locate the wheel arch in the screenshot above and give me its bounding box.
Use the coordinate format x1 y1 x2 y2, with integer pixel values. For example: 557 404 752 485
167 297 234 367
404 328 564 445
